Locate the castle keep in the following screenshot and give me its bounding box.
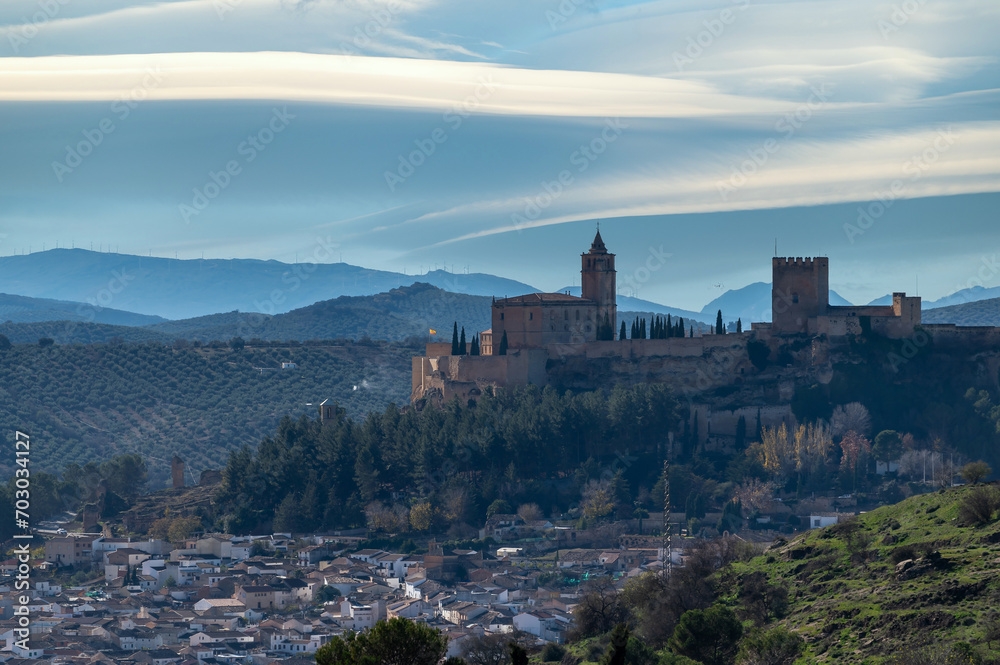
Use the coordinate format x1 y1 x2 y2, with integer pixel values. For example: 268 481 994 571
488 230 617 349
410 233 993 407
768 257 921 338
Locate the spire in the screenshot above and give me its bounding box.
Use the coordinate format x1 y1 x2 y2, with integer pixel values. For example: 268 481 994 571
589 227 607 254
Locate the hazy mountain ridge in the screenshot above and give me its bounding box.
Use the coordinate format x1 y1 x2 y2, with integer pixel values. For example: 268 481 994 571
923 297 1000 327
0 292 165 326
0 249 540 320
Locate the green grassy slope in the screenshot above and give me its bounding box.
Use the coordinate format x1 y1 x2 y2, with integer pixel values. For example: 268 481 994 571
720 485 1000 662
0 340 413 488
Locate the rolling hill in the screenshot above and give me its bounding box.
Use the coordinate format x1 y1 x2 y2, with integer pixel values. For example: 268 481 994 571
0 293 165 326
0 339 414 488
923 297 1000 327
0 249 540 320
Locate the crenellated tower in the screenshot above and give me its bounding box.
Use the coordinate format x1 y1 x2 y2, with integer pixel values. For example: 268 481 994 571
771 257 829 333
581 229 617 339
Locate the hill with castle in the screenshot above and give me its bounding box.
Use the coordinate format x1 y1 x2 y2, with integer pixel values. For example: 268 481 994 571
411 232 1000 455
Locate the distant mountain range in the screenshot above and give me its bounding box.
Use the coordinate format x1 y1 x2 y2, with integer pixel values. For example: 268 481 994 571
698 282 852 325
0 249 693 321
0 249 539 320
2 249 1000 337
866 285 1000 309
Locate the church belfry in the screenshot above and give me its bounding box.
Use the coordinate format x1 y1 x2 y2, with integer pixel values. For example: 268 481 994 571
581 229 616 338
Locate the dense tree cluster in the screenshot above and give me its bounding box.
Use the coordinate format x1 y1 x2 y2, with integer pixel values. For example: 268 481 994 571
214 384 679 534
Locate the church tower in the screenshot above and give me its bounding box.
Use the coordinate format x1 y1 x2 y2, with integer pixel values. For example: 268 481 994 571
581 229 617 339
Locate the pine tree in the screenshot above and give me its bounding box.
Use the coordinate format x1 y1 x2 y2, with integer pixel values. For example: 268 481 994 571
451 322 460 355
459 327 466 355
716 310 724 334
498 331 508 356
737 317 743 333
601 624 630 665
619 320 627 341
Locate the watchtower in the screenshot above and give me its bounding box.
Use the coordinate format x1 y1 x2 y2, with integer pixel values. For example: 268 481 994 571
771 257 829 333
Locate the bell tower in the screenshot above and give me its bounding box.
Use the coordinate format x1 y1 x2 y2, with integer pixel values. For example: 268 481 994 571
581 228 617 339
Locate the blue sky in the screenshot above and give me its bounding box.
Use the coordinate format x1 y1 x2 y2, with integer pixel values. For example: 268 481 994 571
1 0 998 310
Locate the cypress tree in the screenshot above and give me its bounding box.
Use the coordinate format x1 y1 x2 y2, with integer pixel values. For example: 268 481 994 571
736 317 743 333
666 314 672 338
459 327 466 355
639 318 646 339
498 330 508 356
716 309 724 334
689 325 694 338
631 320 637 339
470 334 479 356
677 317 684 337
451 322 460 355
619 320 627 341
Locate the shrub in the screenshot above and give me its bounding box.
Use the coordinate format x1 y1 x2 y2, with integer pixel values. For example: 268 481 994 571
890 545 918 564
957 486 1000 527
540 643 566 662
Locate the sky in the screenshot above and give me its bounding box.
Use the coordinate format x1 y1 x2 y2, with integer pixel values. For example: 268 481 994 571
0 0 998 310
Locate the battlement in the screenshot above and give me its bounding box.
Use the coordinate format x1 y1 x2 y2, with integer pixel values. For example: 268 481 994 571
772 257 829 268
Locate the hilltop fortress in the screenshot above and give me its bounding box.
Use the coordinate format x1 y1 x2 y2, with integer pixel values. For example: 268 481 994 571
411 233 1000 418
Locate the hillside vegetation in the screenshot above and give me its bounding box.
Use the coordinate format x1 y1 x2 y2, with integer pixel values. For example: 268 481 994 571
718 483 1000 663
556 485 1000 665
0 340 411 487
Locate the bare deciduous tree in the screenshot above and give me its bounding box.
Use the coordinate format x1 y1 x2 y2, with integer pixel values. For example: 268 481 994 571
831 402 871 438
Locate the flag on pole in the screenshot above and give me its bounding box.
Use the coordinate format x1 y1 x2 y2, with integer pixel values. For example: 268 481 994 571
429 329 437 335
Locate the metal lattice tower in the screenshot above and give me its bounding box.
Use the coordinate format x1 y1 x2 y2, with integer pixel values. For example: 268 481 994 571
663 450 672 577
